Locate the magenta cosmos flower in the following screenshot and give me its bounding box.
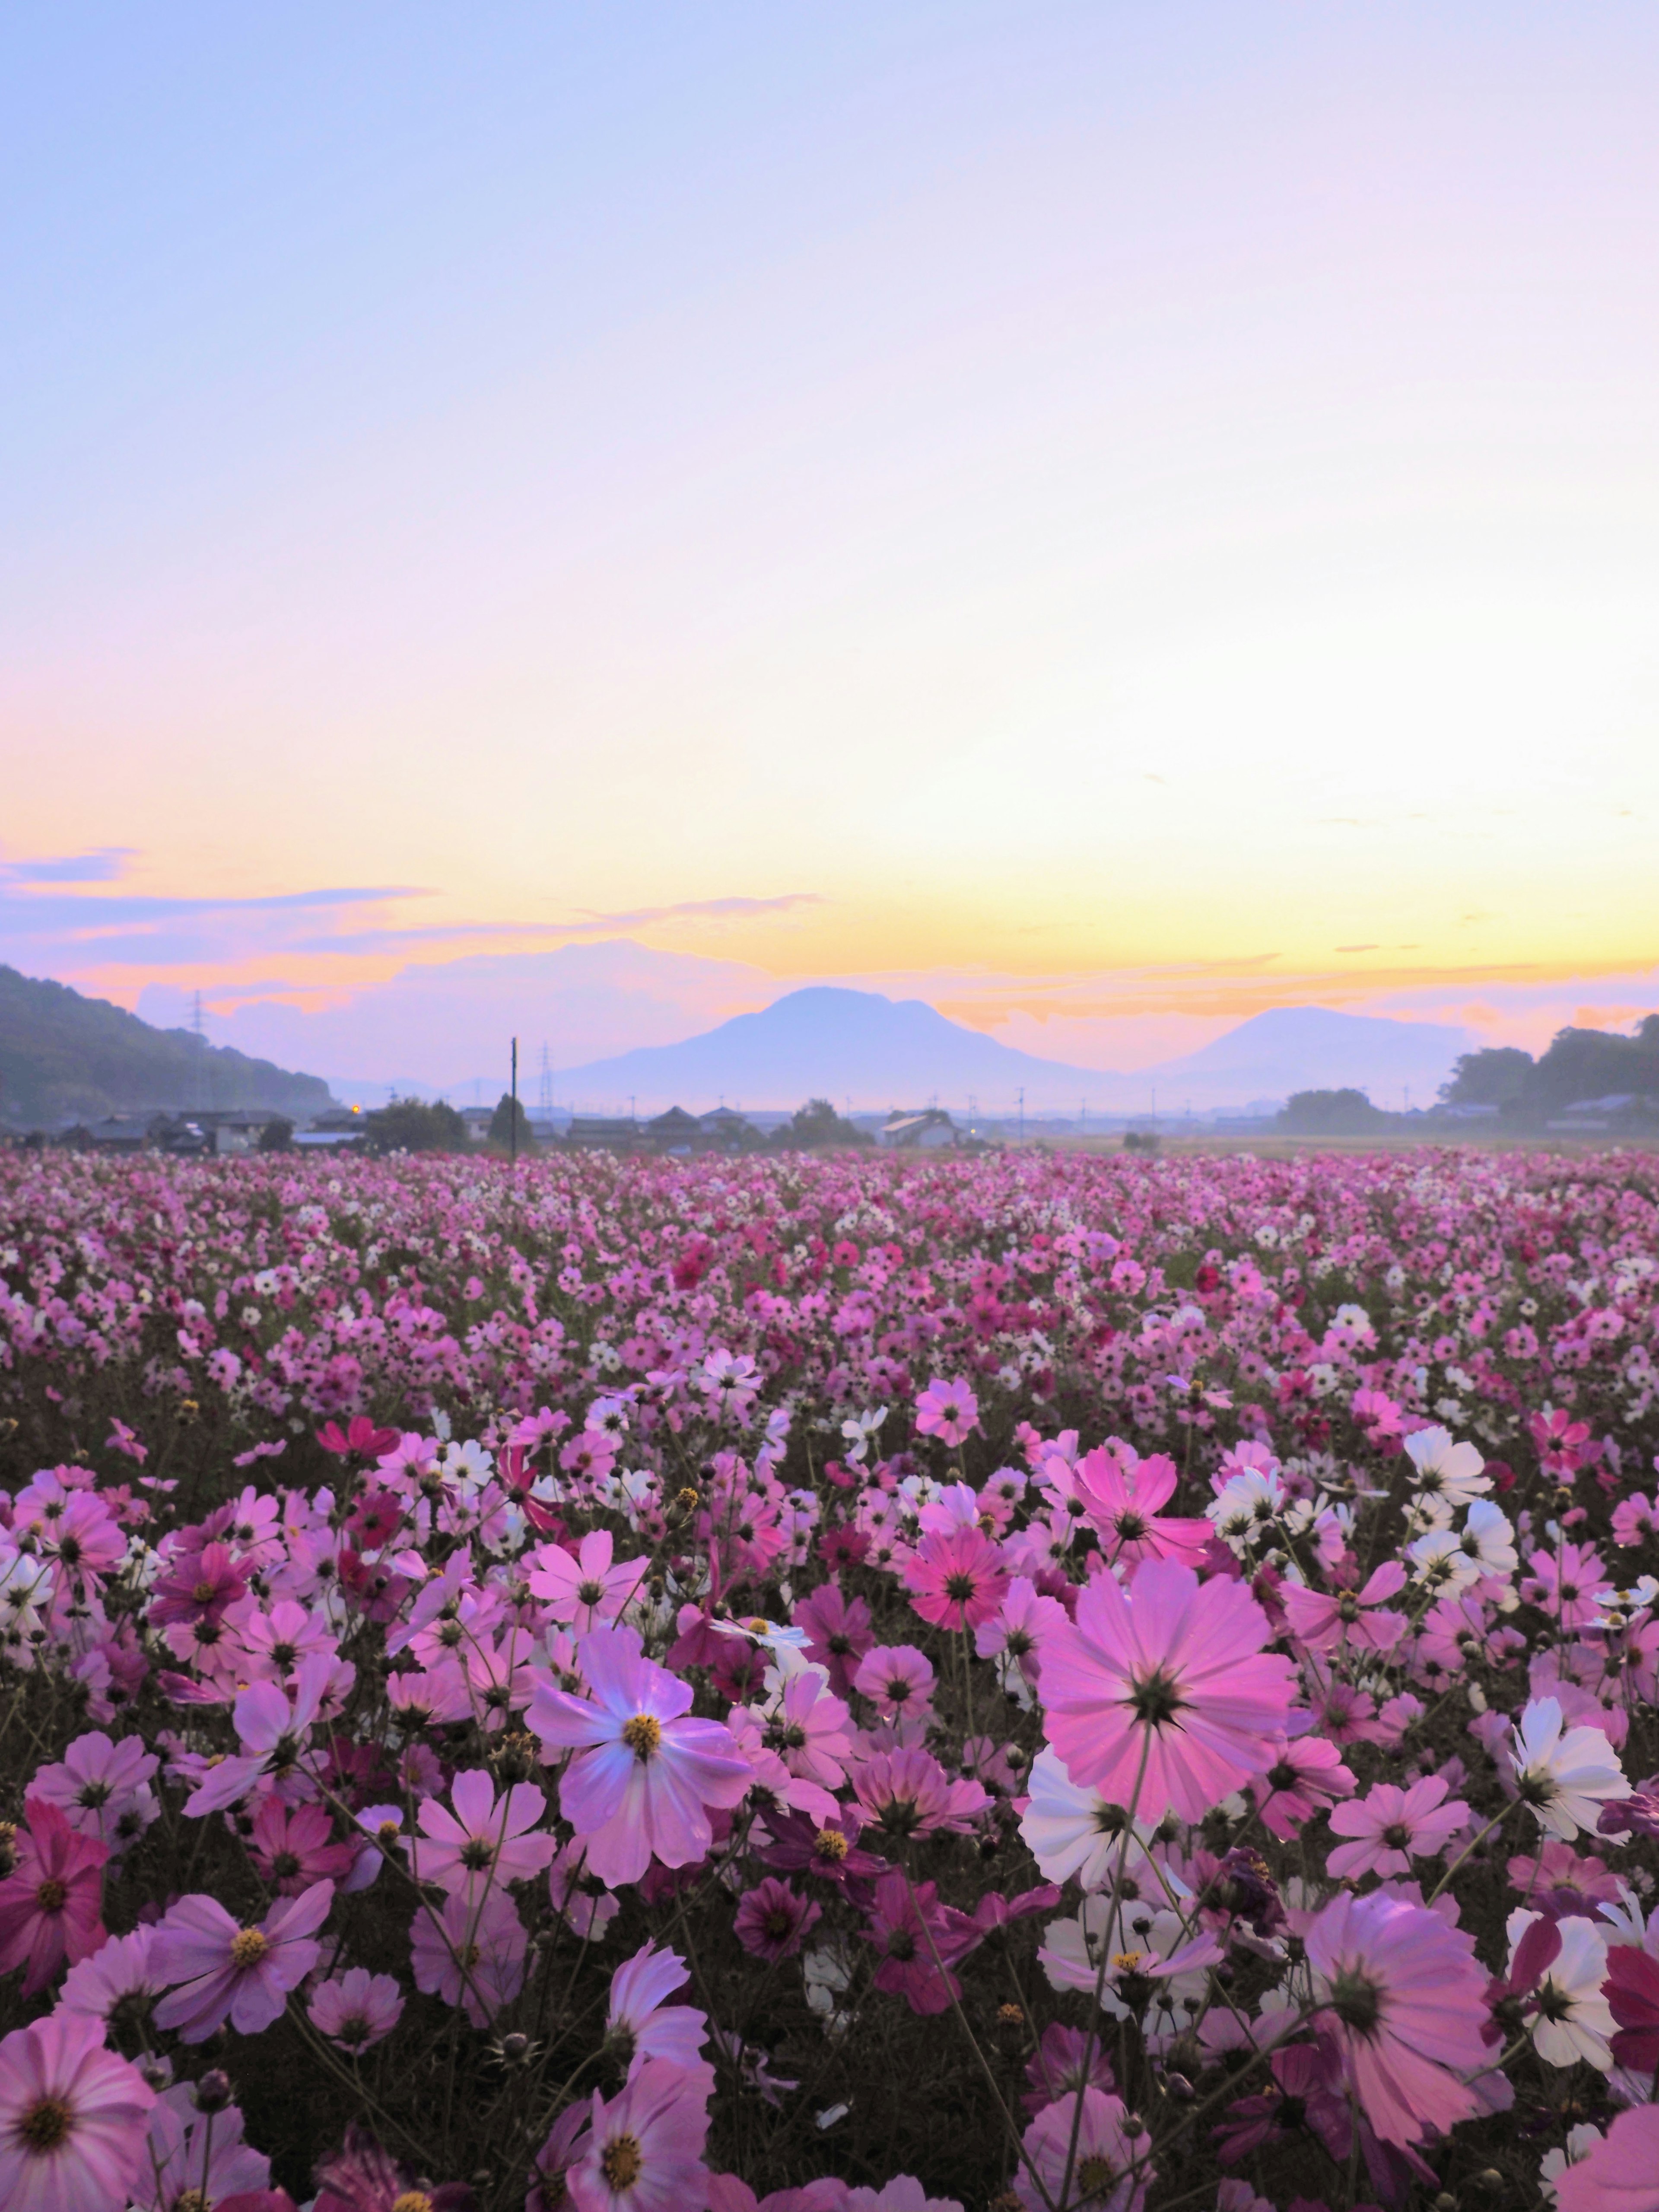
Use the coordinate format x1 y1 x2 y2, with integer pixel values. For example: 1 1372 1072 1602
1246 1735 1356 1840
568 2057 711 2212
0 1799 108 1996
410 1769 557 1901
1039 1560 1295 1823
152 1879 333 2041
1305 1889 1489 2146
903 1526 1009 1631
410 1887 527 2028
529 1626 753 1885
913 1379 979 1448
0 2009 157 2212
312 2123 474 2212
734 1878 822 1963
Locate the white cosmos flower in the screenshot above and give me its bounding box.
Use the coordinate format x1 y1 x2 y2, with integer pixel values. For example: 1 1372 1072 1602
1540 2123 1604 2202
1508 1909 1616 2071
1019 1747 1155 1891
1404 1426 1491 1508
1511 1698 1632 1839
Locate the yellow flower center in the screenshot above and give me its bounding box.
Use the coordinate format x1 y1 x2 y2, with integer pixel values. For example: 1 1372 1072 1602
621 1713 661 1759
814 1827 849 1862
230 1927 270 1969
19 2097 73 2152
1076 2153 1118 2199
1112 1951 1144 1974
391 2195 434 2212
600 2132 644 2190
35 1878 68 1912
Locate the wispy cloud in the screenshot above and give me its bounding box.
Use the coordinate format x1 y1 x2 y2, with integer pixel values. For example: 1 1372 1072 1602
0 848 138 885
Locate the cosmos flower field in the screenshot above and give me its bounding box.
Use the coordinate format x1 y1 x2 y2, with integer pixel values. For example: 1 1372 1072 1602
1 1142 1658 2212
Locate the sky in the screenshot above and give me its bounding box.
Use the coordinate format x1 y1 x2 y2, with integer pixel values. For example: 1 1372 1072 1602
5 3 1659 1086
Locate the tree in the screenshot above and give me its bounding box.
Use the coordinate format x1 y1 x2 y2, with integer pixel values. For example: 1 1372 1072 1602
257 1116 295 1153
1276 1088 1390 1135
770 1098 871 1150
489 1093 532 1149
363 1097 468 1154
1439 1047 1534 1107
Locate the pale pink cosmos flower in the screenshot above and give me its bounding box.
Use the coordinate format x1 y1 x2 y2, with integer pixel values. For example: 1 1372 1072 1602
1074 1443 1210 1571
913 1379 979 1449
1327 1773 1468 1880
1039 1559 1296 1824
410 1769 557 1902
1014 2086 1148 2212
27 1731 160 1852
568 2056 711 2212
852 1644 935 1721
734 1670 852 1795
606 1941 709 2078
529 1529 648 1635
852 1746 990 1841
0 2009 157 2212
1305 1889 1489 2145
136 2082 270 2212
1555 2104 1659 2212
528 1626 753 1885
152 1879 333 2041
307 1966 404 2051
56 1924 163 2024
410 1888 526 2028
549 1839 620 1942
182 1653 342 1816
975 1576 1068 1689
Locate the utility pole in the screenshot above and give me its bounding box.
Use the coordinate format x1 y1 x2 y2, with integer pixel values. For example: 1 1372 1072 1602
539 1044 553 1121
509 1038 518 1171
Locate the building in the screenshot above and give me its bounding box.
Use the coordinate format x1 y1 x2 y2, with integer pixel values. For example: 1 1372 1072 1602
646 1106 702 1154
566 1116 642 1151
877 1109 957 1150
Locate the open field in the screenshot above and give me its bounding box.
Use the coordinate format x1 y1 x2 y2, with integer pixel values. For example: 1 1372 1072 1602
1 1144 1656 2211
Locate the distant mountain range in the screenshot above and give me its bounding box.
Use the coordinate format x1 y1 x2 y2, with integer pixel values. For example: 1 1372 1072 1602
547 988 1472 1116
0 965 335 1125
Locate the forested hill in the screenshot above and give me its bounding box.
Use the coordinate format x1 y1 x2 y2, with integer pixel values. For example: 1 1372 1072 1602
0 965 335 1125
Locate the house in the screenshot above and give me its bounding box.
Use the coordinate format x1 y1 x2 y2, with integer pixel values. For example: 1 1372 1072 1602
646 1106 702 1154
458 1106 496 1143
76 1115 162 1153
697 1107 756 1149
200 1108 288 1155
566 1116 642 1151
877 1109 957 1150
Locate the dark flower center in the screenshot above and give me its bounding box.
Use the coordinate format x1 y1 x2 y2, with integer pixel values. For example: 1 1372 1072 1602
1127 1668 1187 1728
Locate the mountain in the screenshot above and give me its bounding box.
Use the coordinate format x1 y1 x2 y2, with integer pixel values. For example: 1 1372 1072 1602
554 987 1116 1112
0 966 336 1126
1145 1006 1471 1111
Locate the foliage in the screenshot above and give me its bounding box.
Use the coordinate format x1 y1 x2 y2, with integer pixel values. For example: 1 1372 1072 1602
363 1097 470 1154
489 1093 533 1150
1275 1087 1391 1135
770 1098 873 1149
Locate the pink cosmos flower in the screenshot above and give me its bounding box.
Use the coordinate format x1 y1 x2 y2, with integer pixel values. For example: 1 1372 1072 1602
182 1652 341 1815
528 1626 753 1885
0 2009 157 2212
734 1878 822 1962
792 1583 874 1696
1327 1773 1468 1880
1523 1541 1609 1630
975 1576 1068 1686
549 1839 620 1941
1014 2087 1148 2212
307 1967 405 2051
903 1525 1009 1631
1246 1735 1357 1840
736 1669 852 1794
1074 1443 1210 1571
26 1732 159 1853
852 1643 936 1720
1022 2023 1116 2116
57 1924 163 2024
249 1797 358 1895
409 1888 526 2028
1305 1889 1489 2145
410 1769 557 1901
568 2057 711 2212
1280 1561 1409 1655
312 2123 474 2212
913 1379 979 1449
150 1540 248 1628
152 1879 333 2041
606 1942 709 2078
1554 2105 1659 2212
0 1799 108 1996
852 1747 990 1840
136 2083 271 2212
1039 1559 1296 1824
528 1529 649 1636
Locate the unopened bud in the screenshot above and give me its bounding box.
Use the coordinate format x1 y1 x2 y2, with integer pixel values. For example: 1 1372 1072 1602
193 2070 232 2112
